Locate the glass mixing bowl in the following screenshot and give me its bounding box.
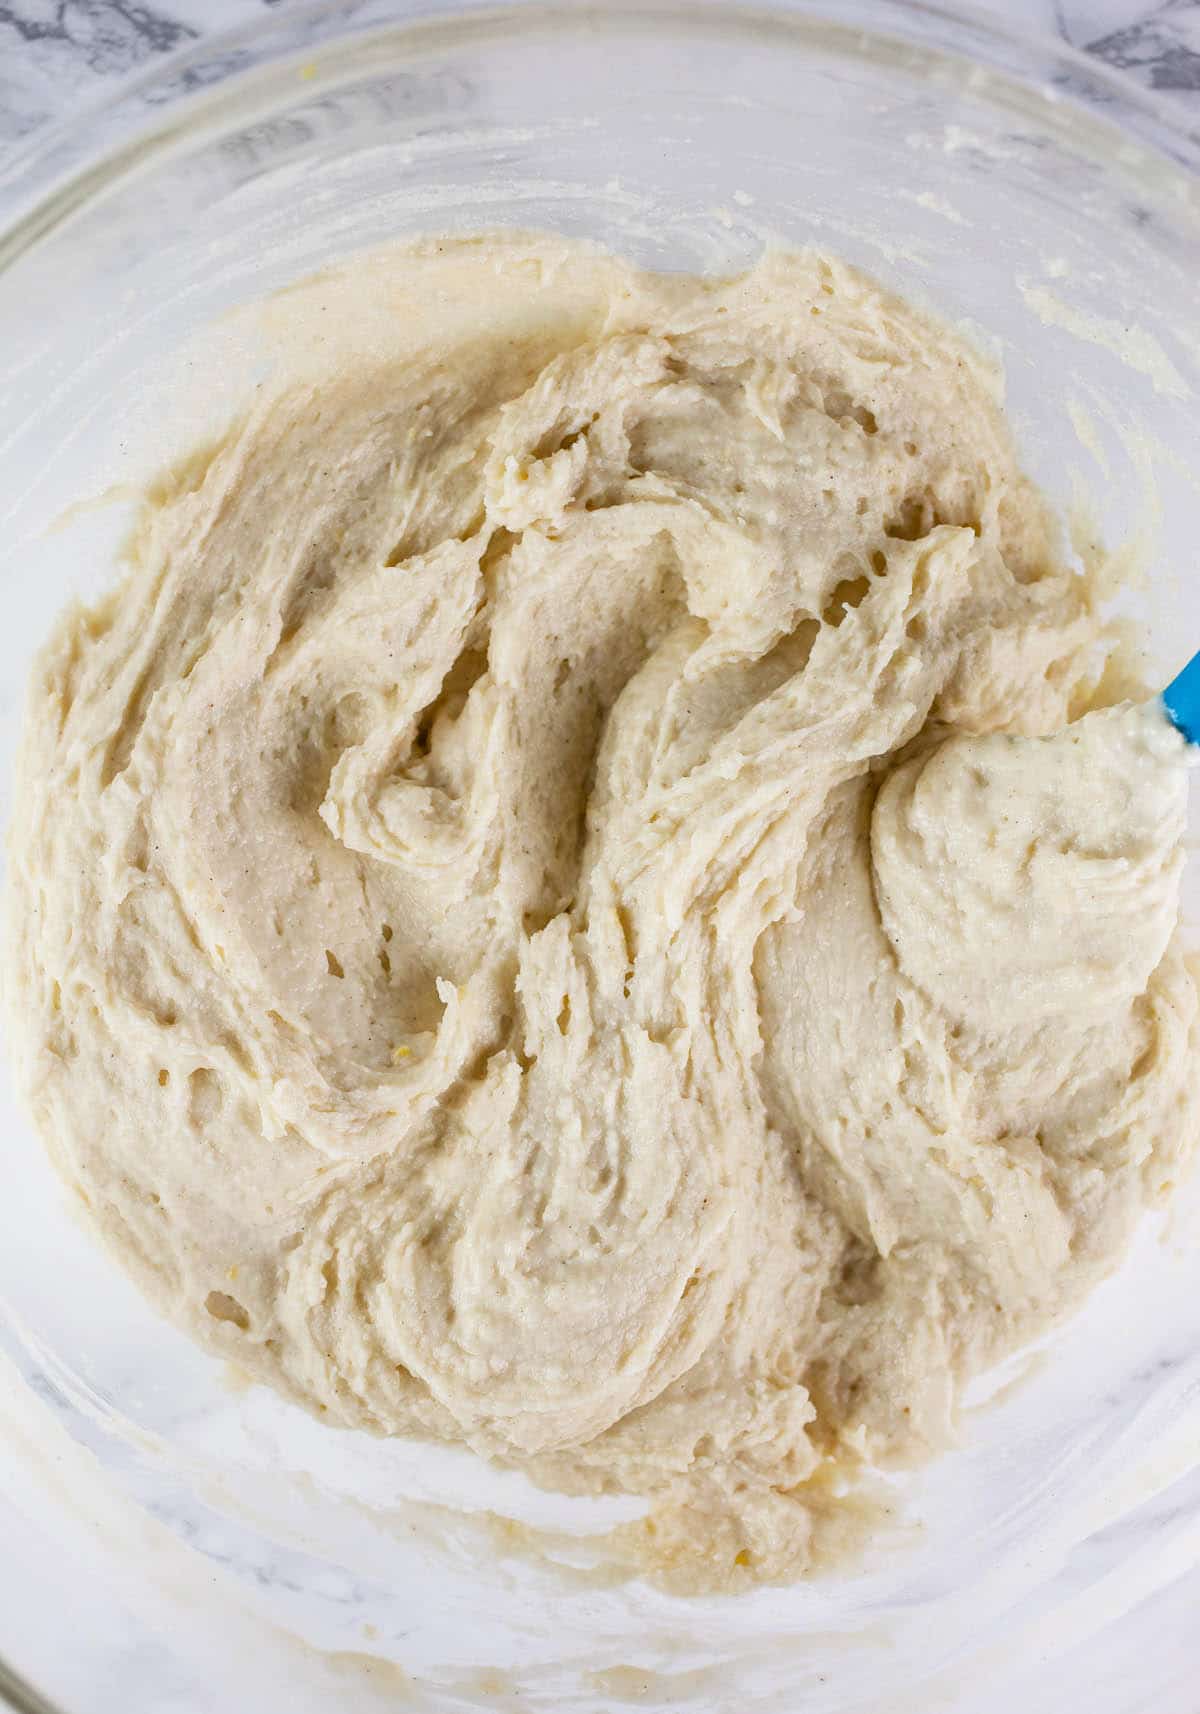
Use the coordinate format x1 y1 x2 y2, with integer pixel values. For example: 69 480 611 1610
2 3 1199 1710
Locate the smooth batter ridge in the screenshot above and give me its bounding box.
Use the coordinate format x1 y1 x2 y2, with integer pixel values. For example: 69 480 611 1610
7 237 1198 1591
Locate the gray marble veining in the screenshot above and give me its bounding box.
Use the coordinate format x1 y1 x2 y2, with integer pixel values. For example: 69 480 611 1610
0 0 1198 149
1083 0 1200 89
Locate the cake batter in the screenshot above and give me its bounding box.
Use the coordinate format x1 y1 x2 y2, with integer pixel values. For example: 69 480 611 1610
7 237 1196 1589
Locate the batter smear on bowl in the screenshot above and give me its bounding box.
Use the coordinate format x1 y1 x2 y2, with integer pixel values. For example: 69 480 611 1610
7 236 1197 1591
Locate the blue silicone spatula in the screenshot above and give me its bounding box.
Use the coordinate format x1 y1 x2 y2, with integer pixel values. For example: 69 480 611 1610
1162 651 1200 746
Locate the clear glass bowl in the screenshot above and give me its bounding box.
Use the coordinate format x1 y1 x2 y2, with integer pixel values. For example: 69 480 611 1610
2 4 1200 1711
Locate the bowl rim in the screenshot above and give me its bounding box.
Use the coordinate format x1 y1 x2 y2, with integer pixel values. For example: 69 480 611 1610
2 3 1200 1712
1 0 1200 260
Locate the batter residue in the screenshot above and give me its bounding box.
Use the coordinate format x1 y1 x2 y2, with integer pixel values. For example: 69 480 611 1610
8 237 1197 1589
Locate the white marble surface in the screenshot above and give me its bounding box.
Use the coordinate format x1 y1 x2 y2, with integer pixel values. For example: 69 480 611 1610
0 0 1198 148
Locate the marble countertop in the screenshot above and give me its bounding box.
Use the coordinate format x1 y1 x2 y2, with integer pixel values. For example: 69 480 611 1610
0 0 1198 149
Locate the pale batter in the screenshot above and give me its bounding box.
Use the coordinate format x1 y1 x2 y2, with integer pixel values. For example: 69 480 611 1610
7 237 1197 1590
